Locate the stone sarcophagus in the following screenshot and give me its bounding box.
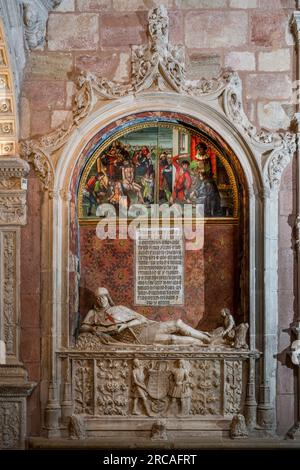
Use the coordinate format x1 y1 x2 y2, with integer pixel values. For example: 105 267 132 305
58 346 259 440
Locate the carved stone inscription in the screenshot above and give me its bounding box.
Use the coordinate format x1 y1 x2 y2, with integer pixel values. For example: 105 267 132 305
135 228 184 306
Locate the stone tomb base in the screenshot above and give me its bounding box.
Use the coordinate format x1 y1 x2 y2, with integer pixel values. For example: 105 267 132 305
55 346 259 441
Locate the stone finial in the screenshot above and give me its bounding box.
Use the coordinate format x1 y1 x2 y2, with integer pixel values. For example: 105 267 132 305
148 5 169 46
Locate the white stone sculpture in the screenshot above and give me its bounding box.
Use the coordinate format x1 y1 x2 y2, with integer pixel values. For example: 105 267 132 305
168 359 193 416
79 287 212 346
23 3 45 50
131 359 153 416
211 308 249 349
291 340 300 366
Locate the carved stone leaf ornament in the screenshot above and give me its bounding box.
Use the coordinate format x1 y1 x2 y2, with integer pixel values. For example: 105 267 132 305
96 359 129 416
2 232 16 354
73 360 93 415
20 5 295 192
0 402 20 449
263 133 296 190
225 361 243 415
190 360 220 415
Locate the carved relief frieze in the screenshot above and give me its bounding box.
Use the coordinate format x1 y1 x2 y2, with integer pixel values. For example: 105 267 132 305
0 194 27 225
0 401 21 449
0 178 19 190
68 353 252 421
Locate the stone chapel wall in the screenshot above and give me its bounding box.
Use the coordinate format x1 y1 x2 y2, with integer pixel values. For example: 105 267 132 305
19 0 297 436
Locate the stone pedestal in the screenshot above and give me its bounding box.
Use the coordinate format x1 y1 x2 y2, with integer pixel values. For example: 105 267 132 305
56 346 259 440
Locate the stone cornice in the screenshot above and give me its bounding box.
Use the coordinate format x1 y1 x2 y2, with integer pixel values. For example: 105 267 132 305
0 156 29 180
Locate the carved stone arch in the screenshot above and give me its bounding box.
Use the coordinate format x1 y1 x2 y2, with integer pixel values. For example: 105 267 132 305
39 90 278 433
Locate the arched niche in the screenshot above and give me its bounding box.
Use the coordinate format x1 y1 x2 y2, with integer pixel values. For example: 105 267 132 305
33 86 292 437
68 111 249 345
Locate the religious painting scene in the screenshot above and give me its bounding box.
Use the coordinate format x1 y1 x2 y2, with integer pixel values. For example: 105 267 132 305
79 124 237 219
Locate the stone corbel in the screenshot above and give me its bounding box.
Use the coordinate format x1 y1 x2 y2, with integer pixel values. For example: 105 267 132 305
262 133 296 192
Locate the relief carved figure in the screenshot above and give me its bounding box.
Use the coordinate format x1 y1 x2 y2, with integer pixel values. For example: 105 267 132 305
131 359 153 416
211 308 249 349
79 287 212 346
22 3 45 50
168 359 193 416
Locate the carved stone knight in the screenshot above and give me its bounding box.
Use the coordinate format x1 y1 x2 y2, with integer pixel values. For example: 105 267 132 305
79 287 211 346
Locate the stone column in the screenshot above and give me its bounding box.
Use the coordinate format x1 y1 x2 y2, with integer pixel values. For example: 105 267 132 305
0 156 36 449
256 130 295 433
257 187 279 432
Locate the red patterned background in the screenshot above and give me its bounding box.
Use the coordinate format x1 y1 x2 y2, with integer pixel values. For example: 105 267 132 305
76 223 239 332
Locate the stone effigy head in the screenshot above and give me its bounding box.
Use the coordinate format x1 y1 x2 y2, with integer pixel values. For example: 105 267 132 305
94 287 114 308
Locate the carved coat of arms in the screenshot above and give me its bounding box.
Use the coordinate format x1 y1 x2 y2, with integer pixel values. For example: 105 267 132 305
146 362 170 400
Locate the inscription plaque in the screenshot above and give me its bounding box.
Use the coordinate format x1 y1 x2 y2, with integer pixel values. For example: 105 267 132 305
134 228 184 306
